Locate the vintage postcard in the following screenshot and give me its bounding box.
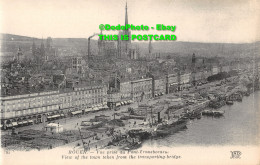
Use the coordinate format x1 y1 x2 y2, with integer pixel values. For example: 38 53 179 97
0 0 259 164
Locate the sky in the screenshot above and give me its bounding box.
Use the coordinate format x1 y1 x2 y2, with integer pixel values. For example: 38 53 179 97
0 0 260 43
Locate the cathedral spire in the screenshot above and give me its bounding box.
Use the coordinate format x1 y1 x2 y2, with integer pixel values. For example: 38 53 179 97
40 38 45 56
125 1 128 26
41 37 44 47
149 40 152 54
32 39 36 56
17 46 23 62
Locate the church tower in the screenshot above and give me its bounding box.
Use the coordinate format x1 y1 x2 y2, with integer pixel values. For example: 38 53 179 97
40 38 45 57
32 40 36 56
149 40 152 54
17 46 23 62
124 2 131 40
118 2 131 58
40 38 48 61
191 53 196 86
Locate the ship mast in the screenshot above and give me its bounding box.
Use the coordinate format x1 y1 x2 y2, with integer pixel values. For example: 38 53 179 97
151 106 153 125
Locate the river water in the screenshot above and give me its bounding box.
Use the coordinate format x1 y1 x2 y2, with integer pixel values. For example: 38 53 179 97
143 91 260 147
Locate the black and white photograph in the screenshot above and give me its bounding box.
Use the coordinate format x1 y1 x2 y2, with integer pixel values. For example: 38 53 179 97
0 0 259 164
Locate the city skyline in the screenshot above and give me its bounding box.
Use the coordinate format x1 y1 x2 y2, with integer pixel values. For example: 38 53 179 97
1 0 260 43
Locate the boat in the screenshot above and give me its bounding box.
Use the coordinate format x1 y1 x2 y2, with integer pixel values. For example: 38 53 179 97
212 110 225 117
237 97 242 102
209 100 225 109
80 121 103 129
153 117 188 137
191 112 201 120
202 110 213 116
202 110 224 117
123 141 142 150
226 100 234 105
128 129 151 140
230 93 243 102
182 111 198 120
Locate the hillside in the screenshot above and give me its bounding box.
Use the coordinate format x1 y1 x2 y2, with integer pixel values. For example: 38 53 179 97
1 33 259 58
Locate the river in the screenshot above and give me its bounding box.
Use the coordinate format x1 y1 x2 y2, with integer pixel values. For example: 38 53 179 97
143 91 260 147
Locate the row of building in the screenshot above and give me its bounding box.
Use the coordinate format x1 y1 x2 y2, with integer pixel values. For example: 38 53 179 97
0 63 234 129
0 85 108 128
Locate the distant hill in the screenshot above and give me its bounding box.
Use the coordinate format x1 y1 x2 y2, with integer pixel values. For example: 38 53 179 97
133 41 260 58
0 33 38 41
1 33 259 58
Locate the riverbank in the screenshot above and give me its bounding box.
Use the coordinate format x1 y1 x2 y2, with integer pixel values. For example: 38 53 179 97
143 90 260 147
1 74 259 151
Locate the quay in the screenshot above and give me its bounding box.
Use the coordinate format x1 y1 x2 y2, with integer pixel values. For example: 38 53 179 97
1 70 259 151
